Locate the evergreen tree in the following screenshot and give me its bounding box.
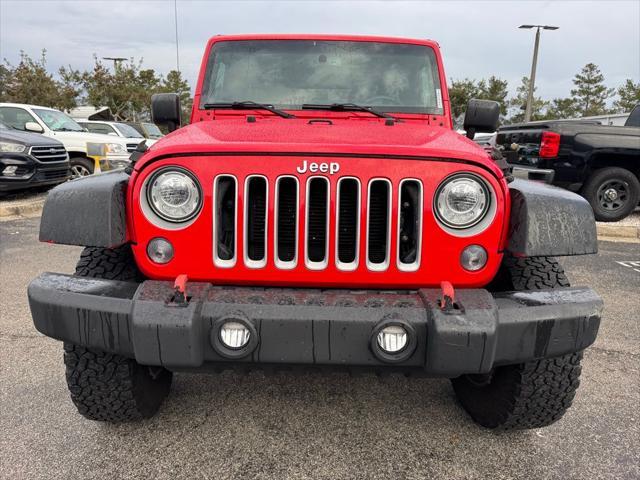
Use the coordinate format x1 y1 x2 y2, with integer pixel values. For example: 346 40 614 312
612 79 640 113
544 97 580 120
1 50 79 109
508 77 548 123
477 76 509 115
570 63 614 116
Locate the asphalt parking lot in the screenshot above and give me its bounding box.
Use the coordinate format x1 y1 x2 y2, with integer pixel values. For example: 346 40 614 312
1 216 638 480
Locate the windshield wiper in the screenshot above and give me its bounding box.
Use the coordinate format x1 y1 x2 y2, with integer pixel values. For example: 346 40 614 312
203 101 296 119
302 103 397 121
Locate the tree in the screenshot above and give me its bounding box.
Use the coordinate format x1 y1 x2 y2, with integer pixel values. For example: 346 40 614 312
612 79 640 113
65 56 162 121
449 78 481 122
544 97 580 120
1 50 79 109
508 76 548 123
160 70 193 124
570 63 614 117
477 76 509 115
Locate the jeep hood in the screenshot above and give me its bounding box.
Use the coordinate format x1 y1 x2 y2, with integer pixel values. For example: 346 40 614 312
141 118 499 173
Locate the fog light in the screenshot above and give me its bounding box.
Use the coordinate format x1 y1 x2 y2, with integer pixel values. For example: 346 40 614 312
147 238 174 264
461 245 487 271
377 325 408 353
219 322 251 349
2 166 18 176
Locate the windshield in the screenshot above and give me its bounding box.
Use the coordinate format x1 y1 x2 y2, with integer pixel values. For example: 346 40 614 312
33 109 84 132
115 123 144 138
142 122 163 138
0 121 8 130
201 40 443 114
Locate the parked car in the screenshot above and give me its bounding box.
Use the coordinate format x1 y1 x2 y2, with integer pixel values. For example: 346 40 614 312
496 104 640 221
76 120 157 151
0 120 69 193
123 121 164 142
29 34 602 430
0 103 131 178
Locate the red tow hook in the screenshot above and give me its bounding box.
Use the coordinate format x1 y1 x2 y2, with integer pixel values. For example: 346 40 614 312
172 274 189 306
440 281 455 312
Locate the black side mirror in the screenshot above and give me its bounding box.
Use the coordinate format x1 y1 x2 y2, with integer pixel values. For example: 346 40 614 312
463 99 500 140
151 93 181 132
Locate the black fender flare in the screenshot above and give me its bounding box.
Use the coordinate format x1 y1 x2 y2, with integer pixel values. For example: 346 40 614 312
39 171 129 248
506 179 597 257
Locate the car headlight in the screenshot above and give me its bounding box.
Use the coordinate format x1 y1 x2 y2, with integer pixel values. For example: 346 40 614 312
105 143 127 155
434 173 491 229
0 142 26 153
146 167 202 222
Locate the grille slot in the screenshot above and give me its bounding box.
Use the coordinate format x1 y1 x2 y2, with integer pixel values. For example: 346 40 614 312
397 179 422 270
336 178 360 269
29 145 67 163
41 168 69 180
367 179 391 270
126 143 139 153
213 175 237 266
305 177 330 268
275 177 298 267
245 176 267 267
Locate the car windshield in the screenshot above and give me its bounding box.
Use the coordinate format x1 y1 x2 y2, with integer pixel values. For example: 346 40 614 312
115 123 144 138
200 40 443 114
33 109 84 132
0 121 8 130
142 122 163 138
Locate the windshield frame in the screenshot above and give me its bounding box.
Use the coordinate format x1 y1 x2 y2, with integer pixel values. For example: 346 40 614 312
33 108 85 132
197 36 446 116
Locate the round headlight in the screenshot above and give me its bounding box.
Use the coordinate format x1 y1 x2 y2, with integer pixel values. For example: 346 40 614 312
434 174 490 229
147 168 202 222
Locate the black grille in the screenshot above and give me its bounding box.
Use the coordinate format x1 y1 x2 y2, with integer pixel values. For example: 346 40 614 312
398 180 421 264
277 178 297 262
307 177 328 263
214 176 236 261
367 180 390 264
126 143 139 153
30 145 67 162
337 179 359 264
246 177 267 261
41 168 70 180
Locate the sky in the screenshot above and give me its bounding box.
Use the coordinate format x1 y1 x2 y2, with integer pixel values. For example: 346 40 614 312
1 0 639 101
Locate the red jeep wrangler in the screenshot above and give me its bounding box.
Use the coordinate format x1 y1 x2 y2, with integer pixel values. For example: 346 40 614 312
29 35 602 429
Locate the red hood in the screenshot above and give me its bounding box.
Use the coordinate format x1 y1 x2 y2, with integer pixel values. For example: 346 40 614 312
139 118 500 175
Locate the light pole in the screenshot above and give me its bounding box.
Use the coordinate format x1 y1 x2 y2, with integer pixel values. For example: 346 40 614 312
102 57 127 70
174 0 180 72
519 25 558 122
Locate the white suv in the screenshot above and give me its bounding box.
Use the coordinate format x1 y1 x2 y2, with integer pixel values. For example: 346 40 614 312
76 120 158 151
0 103 131 178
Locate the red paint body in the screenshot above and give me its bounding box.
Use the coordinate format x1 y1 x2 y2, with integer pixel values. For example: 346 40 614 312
126 35 511 289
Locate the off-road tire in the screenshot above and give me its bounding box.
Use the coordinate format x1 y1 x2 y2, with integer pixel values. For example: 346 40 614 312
582 167 640 222
75 246 143 281
452 256 583 430
63 246 172 422
64 343 172 422
487 255 570 292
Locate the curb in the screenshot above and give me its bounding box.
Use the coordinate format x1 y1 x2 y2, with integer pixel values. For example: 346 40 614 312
0 198 46 219
596 224 640 240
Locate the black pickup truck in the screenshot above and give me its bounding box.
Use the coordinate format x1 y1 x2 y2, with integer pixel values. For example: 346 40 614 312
496 104 640 221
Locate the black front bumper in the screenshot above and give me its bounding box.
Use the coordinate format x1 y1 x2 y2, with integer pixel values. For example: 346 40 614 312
28 273 603 376
0 154 70 192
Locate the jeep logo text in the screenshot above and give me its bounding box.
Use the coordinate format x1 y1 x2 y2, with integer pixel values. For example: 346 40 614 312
296 160 340 175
